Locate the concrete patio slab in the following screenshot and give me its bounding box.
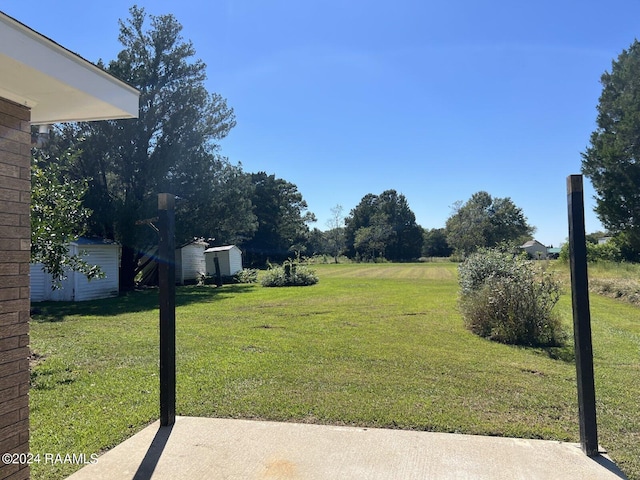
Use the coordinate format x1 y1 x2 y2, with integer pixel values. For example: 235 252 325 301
66 416 626 479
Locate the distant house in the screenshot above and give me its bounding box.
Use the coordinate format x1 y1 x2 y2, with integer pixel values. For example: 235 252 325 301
520 240 548 259
204 245 243 277
31 238 120 302
547 247 562 259
175 239 208 285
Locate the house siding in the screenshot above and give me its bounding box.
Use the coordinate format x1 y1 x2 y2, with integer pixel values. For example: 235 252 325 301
0 98 30 480
522 241 548 259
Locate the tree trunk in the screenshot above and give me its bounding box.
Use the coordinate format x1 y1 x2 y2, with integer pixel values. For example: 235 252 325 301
120 244 137 292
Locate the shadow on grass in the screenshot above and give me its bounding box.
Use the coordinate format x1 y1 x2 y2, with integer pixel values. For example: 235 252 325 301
542 345 575 363
516 344 575 363
31 284 256 323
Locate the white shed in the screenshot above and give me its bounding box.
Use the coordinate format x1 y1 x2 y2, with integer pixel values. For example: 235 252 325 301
175 239 208 285
31 238 120 302
520 239 548 260
204 245 243 277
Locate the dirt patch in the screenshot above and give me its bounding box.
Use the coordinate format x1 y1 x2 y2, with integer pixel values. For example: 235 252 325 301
29 350 45 368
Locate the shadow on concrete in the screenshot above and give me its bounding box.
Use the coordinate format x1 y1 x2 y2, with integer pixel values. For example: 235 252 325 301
132 424 174 480
593 453 628 479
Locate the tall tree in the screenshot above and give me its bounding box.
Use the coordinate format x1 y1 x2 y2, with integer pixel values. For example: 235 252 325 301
376 190 423 261
174 159 257 246
62 7 236 289
345 190 423 261
344 193 378 257
325 204 346 262
422 228 452 258
241 172 316 266
305 228 327 257
445 191 534 256
353 213 395 260
582 40 640 259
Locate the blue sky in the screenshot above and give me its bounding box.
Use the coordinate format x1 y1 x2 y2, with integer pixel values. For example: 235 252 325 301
4 1 640 247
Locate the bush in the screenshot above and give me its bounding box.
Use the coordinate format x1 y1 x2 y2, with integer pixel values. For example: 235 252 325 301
458 249 566 347
558 241 622 263
261 261 319 287
233 268 259 284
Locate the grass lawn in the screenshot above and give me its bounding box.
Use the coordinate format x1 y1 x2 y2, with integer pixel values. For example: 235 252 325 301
29 262 640 479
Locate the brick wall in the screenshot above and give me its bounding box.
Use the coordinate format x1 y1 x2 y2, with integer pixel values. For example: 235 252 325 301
0 98 31 480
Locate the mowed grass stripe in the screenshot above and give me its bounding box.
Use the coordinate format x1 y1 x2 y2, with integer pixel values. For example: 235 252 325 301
313 262 456 280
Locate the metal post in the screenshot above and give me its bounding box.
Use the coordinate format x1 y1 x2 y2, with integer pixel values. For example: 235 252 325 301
567 175 599 456
158 193 176 426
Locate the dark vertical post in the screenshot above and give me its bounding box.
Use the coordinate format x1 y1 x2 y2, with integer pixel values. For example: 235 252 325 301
567 175 599 456
158 193 176 426
213 256 222 287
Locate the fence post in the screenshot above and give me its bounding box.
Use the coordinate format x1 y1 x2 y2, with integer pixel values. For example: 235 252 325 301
158 193 176 427
567 175 599 456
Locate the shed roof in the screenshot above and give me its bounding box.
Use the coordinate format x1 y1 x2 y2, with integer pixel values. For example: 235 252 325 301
204 245 240 253
178 238 210 249
0 11 139 124
71 237 119 246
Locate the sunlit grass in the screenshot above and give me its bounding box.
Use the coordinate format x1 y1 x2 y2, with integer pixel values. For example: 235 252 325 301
29 262 640 479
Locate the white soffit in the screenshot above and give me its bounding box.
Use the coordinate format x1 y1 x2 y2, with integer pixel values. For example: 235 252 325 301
0 12 139 124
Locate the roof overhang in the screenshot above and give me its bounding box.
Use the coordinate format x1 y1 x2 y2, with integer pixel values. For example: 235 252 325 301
0 11 139 124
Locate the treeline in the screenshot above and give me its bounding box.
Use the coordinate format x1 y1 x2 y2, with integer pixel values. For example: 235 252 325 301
304 190 534 263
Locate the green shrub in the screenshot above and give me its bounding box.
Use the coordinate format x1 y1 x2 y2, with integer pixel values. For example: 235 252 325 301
458 248 566 347
261 261 319 287
558 240 622 263
233 268 259 284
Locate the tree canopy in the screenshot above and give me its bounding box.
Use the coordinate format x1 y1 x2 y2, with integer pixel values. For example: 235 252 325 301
345 190 423 261
50 6 238 289
32 7 322 283
242 172 316 266
422 228 452 258
582 39 640 260
445 191 534 255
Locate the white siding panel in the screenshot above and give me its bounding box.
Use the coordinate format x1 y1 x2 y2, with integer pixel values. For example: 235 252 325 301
31 244 119 302
30 263 49 302
229 248 242 275
204 252 216 277
30 263 73 301
219 253 231 276
175 249 184 285
204 246 243 277
74 246 119 301
180 244 206 283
